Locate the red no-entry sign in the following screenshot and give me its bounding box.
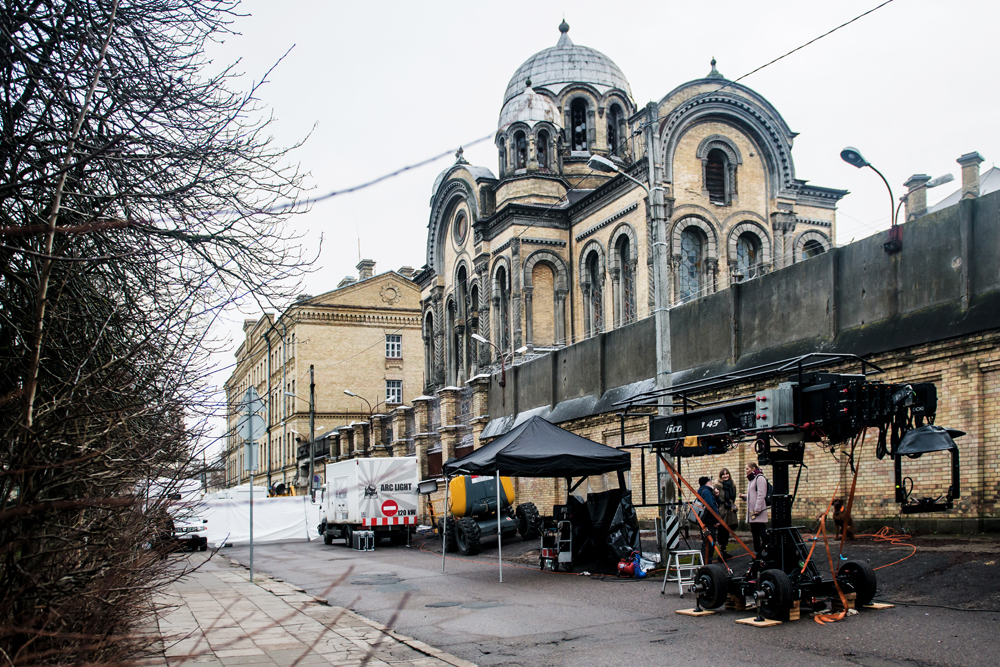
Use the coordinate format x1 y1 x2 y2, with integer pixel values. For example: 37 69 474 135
381 499 398 517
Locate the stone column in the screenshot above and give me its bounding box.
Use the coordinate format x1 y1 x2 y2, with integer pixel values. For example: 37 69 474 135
527 134 539 172
511 239 523 350
391 405 413 457
554 288 567 345
455 322 466 386
610 267 621 328
370 415 389 458
523 286 534 349
770 211 797 268
340 426 355 460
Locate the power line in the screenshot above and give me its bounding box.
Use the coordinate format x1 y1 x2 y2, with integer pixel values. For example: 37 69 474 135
718 1 897 94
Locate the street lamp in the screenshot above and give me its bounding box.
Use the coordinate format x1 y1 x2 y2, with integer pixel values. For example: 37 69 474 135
588 155 651 194
284 364 317 499
344 390 388 453
471 333 506 388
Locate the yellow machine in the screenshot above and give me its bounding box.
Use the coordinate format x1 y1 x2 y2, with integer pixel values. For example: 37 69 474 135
428 475 539 556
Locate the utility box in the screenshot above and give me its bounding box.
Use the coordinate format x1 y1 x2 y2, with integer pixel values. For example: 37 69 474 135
319 457 418 547
352 530 375 552
755 383 795 429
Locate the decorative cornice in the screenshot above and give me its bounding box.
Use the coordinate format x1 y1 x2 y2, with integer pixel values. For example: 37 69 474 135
491 239 512 256
574 202 639 241
522 237 567 248
795 216 832 228
296 310 421 326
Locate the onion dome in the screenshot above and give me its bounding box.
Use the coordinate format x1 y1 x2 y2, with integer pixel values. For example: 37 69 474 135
497 79 562 131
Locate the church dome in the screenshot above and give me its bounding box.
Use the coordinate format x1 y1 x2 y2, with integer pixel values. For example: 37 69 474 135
502 22 632 106
497 81 562 131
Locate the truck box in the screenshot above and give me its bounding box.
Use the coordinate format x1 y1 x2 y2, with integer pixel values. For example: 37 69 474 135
320 457 418 546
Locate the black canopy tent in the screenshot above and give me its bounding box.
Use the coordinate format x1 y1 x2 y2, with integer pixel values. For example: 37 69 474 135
440 416 634 580
443 415 630 478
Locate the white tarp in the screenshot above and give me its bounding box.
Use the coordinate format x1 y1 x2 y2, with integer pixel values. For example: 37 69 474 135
202 495 324 547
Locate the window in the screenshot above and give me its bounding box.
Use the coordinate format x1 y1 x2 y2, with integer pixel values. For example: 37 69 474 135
571 99 588 152
616 236 636 325
607 104 623 155
498 138 507 175
386 380 402 405
706 149 727 204
537 130 549 169
452 212 467 245
735 232 761 281
386 334 402 358
514 131 527 170
585 250 603 336
802 239 825 259
680 228 704 302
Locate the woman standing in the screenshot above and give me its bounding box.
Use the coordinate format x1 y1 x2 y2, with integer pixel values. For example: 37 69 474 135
738 461 769 555
713 468 738 558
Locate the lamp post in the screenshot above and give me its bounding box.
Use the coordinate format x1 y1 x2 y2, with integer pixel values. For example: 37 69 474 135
588 142 671 409
344 390 387 453
284 364 317 499
471 333 505 388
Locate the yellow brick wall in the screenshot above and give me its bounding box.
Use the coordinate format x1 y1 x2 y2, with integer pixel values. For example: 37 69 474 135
531 263 555 346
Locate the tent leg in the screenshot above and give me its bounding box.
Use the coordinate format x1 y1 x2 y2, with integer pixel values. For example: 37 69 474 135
441 475 448 574
497 469 502 583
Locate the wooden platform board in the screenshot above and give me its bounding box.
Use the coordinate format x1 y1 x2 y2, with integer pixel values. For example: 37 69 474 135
676 609 715 617
863 602 895 610
736 617 782 627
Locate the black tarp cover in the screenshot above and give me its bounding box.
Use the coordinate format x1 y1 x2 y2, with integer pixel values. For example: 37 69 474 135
443 415 630 478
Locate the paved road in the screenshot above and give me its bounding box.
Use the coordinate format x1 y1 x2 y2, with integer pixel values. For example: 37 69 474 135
225 534 1000 667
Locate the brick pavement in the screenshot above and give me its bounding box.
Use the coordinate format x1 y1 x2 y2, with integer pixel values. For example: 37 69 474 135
142 553 476 667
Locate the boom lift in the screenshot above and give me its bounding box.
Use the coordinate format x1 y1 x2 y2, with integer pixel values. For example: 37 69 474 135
618 354 961 620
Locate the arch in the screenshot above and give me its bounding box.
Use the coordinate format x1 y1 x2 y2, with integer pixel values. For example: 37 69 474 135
696 133 743 165
513 130 527 170
536 128 550 170
793 230 831 261
491 258 512 354
422 310 436 391
661 91 797 199
522 249 569 348
670 215 718 259
497 137 507 177
727 220 772 268
607 103 625 156
569 97 590 152
445 296 458 386
579 240 606 338
427 176 479 273
607 222 639 274
522 249 569 291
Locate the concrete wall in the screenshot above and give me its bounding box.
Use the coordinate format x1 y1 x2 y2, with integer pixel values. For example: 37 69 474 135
490 189 1000 418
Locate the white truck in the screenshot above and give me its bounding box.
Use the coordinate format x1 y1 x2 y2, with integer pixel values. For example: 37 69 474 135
318 457 419 547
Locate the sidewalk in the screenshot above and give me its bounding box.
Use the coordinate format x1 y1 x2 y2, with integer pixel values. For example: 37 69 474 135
145 552 476 667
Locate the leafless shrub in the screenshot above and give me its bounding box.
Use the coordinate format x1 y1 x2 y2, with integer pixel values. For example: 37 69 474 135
0 0 309 663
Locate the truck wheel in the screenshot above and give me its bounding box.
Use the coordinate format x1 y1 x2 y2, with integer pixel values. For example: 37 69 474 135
389 531 407 546
342 525 353 548
758 569 793 620
323 531 334 545
455 517 481 556
694 564 729 610
837 560 877 607
516 502 542 540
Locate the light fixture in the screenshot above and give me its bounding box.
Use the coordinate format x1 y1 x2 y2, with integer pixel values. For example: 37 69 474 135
839 147 870 169
471 333 488 344
343 390 357 397
587 154 619 173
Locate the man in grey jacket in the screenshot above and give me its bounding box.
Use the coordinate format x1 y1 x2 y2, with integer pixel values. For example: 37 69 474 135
739 461 768 554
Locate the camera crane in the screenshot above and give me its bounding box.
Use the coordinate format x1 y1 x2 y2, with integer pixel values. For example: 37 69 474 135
616 353 962 620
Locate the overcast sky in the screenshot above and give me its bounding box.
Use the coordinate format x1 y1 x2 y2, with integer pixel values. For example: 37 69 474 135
205 0 1000 446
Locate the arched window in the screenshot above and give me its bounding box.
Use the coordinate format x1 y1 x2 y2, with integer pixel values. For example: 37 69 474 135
616 235 636 325
498 138 507 176
734 232 761 281
571 99 588 152
423 312 435 389
680 228 705 302
706 149 727 204
537 130 549 170
514 131 527 170
446 301 457 386
457 265 469 380
585 250 603 336
802 240 825 259
607 104 623 155
453 212 467 245
495 266 510 354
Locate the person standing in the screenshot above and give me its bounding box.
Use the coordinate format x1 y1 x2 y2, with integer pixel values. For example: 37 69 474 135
714 468 738 558
697 476 720 565
738 461 768 555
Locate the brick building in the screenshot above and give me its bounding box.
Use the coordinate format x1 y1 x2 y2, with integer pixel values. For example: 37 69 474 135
223 260 422 492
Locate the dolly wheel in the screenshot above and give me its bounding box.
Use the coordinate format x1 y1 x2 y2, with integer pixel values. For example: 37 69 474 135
694 564 730 610
837 560 877 607
757 569 793 620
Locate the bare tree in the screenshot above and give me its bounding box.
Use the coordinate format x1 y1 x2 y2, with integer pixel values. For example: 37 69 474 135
0 0 309 663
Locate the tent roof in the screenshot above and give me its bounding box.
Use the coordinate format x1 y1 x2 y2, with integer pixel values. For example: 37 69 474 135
443 416 630 477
